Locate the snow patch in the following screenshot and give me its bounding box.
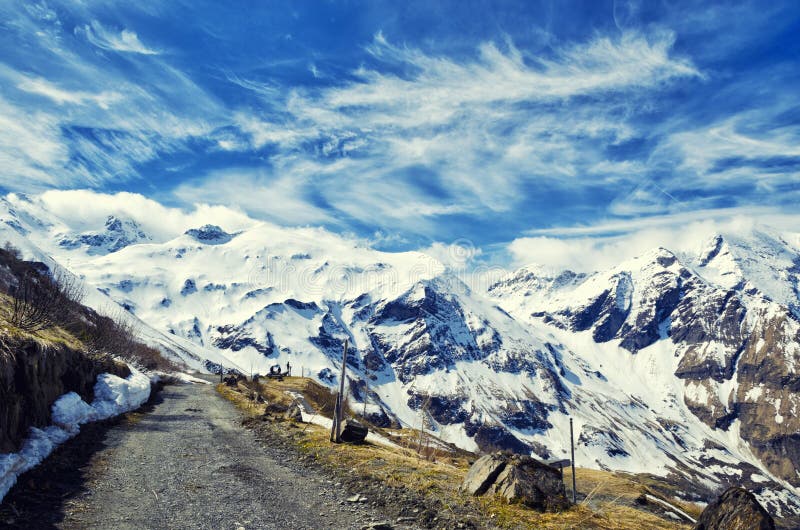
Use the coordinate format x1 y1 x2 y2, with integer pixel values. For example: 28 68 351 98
0 368 151 501
745 385 764 402
774 398 784 424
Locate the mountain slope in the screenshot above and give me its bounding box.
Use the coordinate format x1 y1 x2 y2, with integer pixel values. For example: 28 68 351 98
1 194 799 521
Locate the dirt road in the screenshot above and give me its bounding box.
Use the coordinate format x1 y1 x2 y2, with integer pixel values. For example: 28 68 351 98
1 381 391 529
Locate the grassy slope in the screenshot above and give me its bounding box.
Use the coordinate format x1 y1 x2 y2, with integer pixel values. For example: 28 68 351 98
219 377 702 530
0 292 84 350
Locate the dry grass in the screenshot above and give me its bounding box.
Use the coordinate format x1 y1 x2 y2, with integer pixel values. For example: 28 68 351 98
477 496 684 530
563 467 703 521
0 290 179 372
218 380 695 530
217 382 268 416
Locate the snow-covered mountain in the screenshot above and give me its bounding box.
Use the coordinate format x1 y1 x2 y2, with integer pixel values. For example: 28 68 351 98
57 215 152 255
1 192 799 519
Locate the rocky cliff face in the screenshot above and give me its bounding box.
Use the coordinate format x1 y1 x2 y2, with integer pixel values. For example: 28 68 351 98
490 239 800 498
735 309 800 487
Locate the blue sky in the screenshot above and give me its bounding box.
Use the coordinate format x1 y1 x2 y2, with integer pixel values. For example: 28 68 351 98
1 0 799 261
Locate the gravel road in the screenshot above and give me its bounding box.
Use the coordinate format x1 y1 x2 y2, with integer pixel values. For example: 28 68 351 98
46 381 392 529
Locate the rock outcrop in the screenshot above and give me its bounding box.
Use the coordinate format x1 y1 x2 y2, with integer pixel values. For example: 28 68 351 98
460 453 570 512
693 487 775 530
58 215 150 255
184 225 234 245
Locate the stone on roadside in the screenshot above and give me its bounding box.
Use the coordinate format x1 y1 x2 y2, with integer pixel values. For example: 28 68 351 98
460 452 570 512
284 403 303 422
459 453 507 496
361 522 393 530
492 455 570 512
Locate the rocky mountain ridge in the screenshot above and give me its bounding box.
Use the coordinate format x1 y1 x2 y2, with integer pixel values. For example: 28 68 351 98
0 194 798 520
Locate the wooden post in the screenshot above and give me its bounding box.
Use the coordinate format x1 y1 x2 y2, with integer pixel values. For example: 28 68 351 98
570 417 577 504
330 339 348 443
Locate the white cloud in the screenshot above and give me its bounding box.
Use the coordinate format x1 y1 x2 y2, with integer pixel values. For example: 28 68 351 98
0 95 69 188
79 20 160 55
0 3 224 191
507 211 800 272
171 168 335 227
420 241 482 270
16 75 121 108
663 113 800 169
328 30 699 120
27 190 257 240
215 31 700 232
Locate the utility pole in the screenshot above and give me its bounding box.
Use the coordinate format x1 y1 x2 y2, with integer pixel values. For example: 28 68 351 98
570 417 577 504
330 338 348 443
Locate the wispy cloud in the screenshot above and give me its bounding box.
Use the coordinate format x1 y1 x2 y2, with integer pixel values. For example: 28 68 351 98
172 168 335 226
207 30 700 232
2 0 797 257
0 2 223 191
78 20 160 55
660 112 800 177
16 74 121 108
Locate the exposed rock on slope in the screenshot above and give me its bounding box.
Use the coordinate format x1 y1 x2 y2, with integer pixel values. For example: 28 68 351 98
461 452 570 511
694 487 775 530
57 216 150 255
184 225 235 245
734 309 800 487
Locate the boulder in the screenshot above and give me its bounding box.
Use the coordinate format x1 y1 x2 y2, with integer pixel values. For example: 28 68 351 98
284 403 303 422
460 452 570 512
460 453 508 496
340 419 369 443
694 487 775 530
492 455 570 512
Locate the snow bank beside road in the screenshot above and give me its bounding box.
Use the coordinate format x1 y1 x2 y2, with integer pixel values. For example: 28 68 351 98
0 368 151 501
89 370 151 420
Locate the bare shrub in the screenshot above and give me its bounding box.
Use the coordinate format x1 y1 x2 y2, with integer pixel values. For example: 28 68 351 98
85 310 138 356
0 243 179 372
9 268 85 332
85 310 178 372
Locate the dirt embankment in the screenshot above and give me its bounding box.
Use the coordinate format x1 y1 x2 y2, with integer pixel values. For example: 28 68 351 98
0 337 129 453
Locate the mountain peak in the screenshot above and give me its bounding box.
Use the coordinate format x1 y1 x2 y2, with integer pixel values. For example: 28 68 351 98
57 215 150 255
645 245 678 261
620 246 681 272
184 224 235 244
104 215 126 232
693 229 800 314
698 234 728 267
